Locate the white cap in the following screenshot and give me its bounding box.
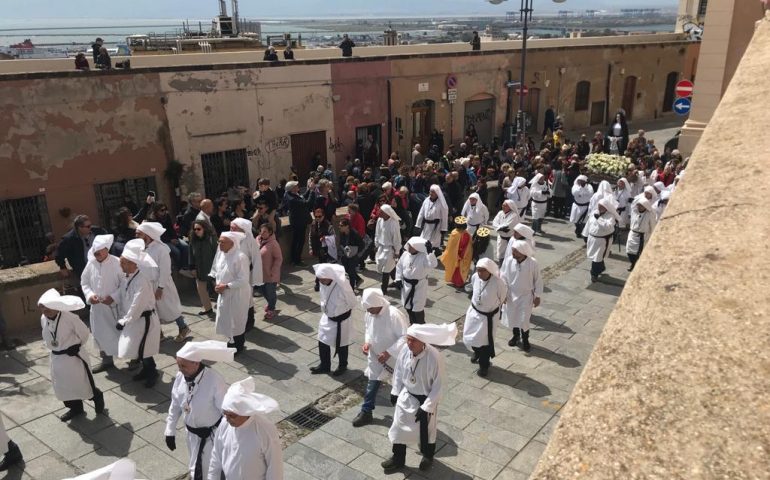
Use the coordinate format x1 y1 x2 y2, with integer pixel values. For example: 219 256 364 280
120 238 157 269
361 288 390 309
87 234 114 262
176 340 236 363
513 223 534 239
379 204 400 222
313 263 346 285
529 173 544 185
38 288 85 312
136 222 165 243
221 377 280 416
406 237 429 253
231 218 253 235
406 323 457 346
63 459 140 480
476 257 500 278
510 239 533 257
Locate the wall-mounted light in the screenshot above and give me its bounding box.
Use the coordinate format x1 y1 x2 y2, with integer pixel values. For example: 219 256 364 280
332 95 341 102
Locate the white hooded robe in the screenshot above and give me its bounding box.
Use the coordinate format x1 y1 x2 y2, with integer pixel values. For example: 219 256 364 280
42 311 95 401
117 269 161 359
500 256 543 331
81 254 122 356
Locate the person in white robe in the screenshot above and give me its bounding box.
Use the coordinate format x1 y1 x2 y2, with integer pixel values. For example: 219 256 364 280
117 238 161 388
38 288 105 421
501 240 543 352
395 237 438 325
507 176 530 218
460 193 489 236
626 198 657 272
80 234 122 373
375 204 402 295
352 288 408 427
311 263 358 376
415 185 448 251
505 223 536 258
585 198 619 282
136 222 189 343
463 258 508 377
491 200 520 263
63 458 143 480
166 341 233 480
0 414 22 472
654 189 671 221
210 232 251 354
626 166 647 198
383 323 455 474
570 175 594 238
615 178 632 229
230 218 263 333
631 185 659 210
208 377 283 480
529 173 550 234
581 180 614 238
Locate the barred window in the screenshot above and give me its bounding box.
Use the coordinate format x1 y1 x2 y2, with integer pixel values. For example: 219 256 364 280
0 195 52 268
575 81 591 112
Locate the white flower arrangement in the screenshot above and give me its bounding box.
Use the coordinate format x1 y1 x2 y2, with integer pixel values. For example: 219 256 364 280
586 153 630 178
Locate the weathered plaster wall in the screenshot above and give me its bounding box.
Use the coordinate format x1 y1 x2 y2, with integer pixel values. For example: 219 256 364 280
0 73 170 236
159 64 334 195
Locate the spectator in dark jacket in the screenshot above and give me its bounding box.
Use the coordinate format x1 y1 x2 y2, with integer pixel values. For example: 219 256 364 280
91 37 103 64
254 178 278 213
339 34 355 57
337 218 364 290
55 214 108 285
178 192 202 238
285 181 310 266
95 46 111 70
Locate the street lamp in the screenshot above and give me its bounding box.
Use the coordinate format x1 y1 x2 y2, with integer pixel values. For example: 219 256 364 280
491 0 566 147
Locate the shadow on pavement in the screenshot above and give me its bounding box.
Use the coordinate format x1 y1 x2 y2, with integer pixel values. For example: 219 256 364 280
488 367 552 398
531 315 575 335
526 345 581 369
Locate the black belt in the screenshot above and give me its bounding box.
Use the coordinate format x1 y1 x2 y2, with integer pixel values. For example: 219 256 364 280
577 208 589 225
52 343 98 401
327 309 352 356
574 201 589 206
617 207 626 213
186 417 223 480
402 278 420 310
519 207 527 217
408 391 431 455
423 219 440 224
471 304 499 358
137 309 154 359
590 232 615 260
532 199 548 204
469 223 481 228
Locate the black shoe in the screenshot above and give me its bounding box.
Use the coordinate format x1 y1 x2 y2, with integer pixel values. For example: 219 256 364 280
627 265 634 272
132 369 149 381
198 309 214 316
477 367 489 377
91 360 114 374
521 331 531 352
508 328 520 347
332 366 348 377
470 352 479 364
591 275 598 283
144 370 159 388
310 365 330 375
0 441 23 471
314 284 320 292
352 411 373 427
419 456 434 471
381 456 405 473
93 390 105 414
60 408 85 422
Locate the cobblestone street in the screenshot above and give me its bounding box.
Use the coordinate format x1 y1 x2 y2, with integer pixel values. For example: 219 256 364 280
0 218 629 479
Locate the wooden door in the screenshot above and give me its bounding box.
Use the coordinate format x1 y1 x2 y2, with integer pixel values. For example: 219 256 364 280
525 88 541 133
622 76 637 120
290 131 327 183
411 106 431 150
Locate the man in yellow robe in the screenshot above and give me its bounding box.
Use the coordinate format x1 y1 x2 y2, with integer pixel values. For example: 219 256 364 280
439 216 474 289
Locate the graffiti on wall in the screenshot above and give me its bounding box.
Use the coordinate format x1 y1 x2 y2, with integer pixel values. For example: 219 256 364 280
464 108 493 127
247 146 272 172
329 137 344 153
265 136 290 153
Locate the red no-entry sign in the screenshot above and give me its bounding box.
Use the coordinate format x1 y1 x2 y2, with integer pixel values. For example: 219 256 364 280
675 79 694 98
515 85 529 96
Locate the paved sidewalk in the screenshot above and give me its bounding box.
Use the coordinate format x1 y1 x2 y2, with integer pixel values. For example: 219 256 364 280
0 217 629 480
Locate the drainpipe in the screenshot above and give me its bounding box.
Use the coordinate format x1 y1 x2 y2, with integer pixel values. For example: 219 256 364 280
605 63 612 125
505 70 513 142
387 79 393 159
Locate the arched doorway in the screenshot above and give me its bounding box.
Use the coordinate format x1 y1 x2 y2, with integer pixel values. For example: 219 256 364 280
622 76 638 120
662 72 679 113
464 93 495 146
525 88 541 135
411 100 434 152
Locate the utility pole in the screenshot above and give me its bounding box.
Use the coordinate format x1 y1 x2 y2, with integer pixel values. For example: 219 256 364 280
517 0 533 147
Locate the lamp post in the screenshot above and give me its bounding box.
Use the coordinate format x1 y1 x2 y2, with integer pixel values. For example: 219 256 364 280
490 0 565 147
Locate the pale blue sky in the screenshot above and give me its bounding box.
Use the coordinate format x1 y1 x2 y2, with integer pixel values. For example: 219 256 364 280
0 0 679 19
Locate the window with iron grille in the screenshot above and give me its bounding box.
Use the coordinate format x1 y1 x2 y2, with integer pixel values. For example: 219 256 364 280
94 176 157 231
201 148 250 199
697 0 708 16
574 81 591 112
0 195 52 268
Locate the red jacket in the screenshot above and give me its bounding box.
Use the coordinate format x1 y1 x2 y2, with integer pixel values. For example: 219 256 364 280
347 212 366 237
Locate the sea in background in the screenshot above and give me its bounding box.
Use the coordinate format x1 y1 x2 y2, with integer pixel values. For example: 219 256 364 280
0 17 675 49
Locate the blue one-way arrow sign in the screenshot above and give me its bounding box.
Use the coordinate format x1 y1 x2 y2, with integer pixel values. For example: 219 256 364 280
674 97 691 116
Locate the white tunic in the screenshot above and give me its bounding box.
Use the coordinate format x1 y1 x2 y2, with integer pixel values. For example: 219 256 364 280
144 241 183 323
239 233 264 287
529 183 550 220
317 278 358 348
388 344 445 445
491 210 520 262
364 305 408 381
395 250 438 312
628 175 647 198
166 367 228 479
416 197 448 246
210 250 251 339
374 217 402 274
461 202 489 236
500 256 543 331
463 273 507 349
81 254 122 356
117 270 161 359
207 414 283 480
626 208 657 255
42 311 94 401
585 211 616 262
615 189 632 228
508 187 530 217
570 185 594 224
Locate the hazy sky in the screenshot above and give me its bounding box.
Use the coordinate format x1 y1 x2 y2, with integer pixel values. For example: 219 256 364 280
1 0 680 19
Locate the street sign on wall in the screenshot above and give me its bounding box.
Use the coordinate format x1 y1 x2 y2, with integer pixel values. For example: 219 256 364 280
673 97 691 116
675 79 694 98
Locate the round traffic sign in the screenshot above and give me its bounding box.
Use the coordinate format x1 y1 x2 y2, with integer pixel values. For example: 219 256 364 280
673 97 691 116
515 85 529 95
675 79 694 98
446 74 458 89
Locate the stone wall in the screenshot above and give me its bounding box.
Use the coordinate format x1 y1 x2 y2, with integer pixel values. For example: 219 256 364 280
531 13 770 479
